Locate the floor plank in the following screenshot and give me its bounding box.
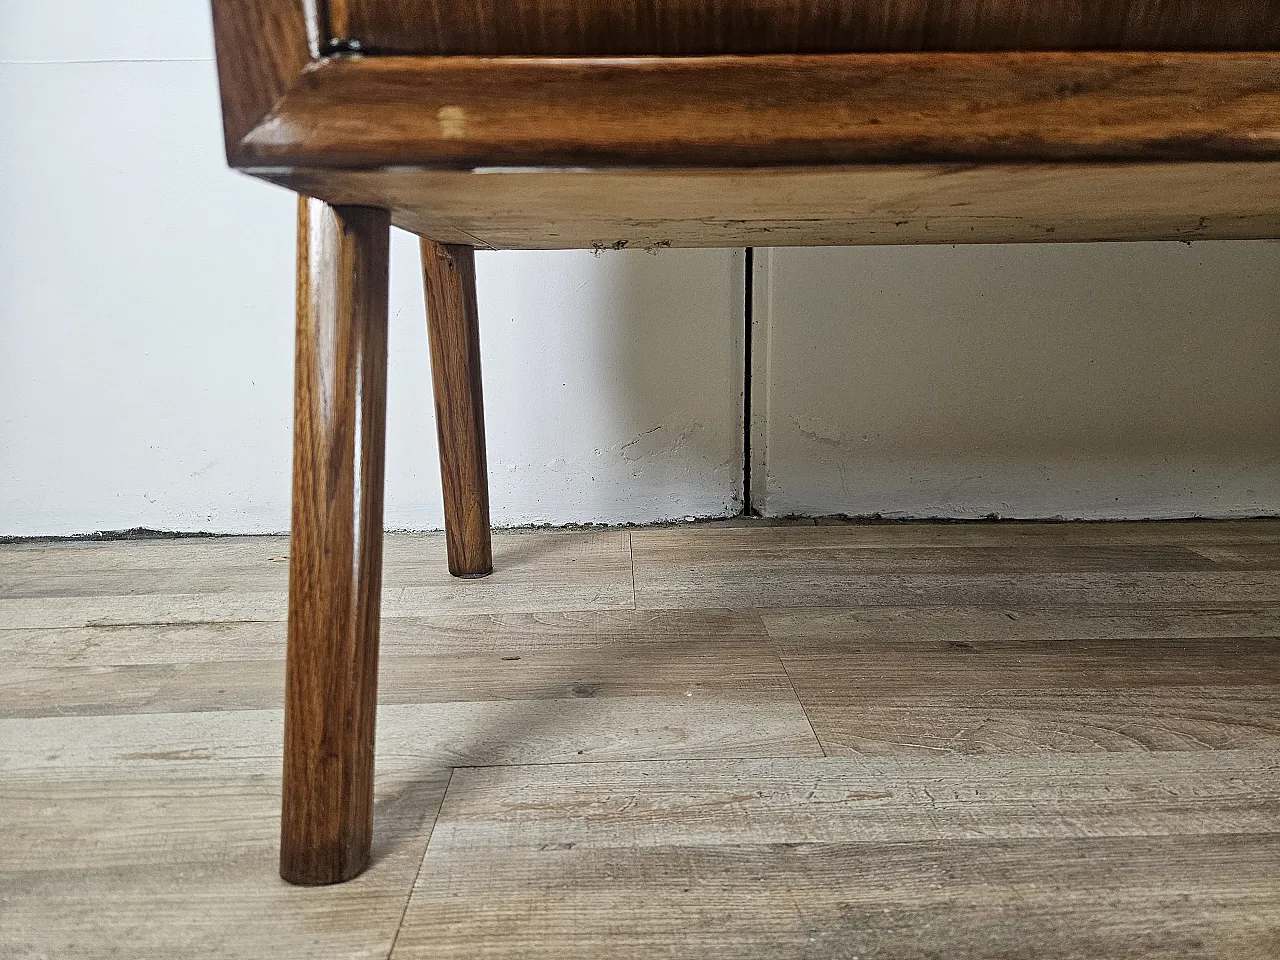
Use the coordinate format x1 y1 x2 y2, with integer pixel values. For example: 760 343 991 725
631 521 1280 551
766 605 1280 756
637 568 1280 610
398 836 1280 959
760 603 1280 645
631 525 1280 609
0 609 798 719
0 696 814 957
0 609 773 668
0 768 446 960
0 701 818 782
392 753 1280 959
0 530 635 627
4 520 1280 957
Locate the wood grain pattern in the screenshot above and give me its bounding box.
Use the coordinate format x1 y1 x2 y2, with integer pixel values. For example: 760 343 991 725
633 520 1280 550
0 772 446 959
0 704 450 959
209 0 315 154
11 520 1264 576
399 835 1280 958
12 601 1280 671
1 696 820 782
1 609 798 718
0 530 635 629
630 525 1280 610
776 635 1280 756
282 198 391 885
5 521 1280 949
759 602 1280 647
421 241 492 578
238 52 1280 169
261 161 1280 250
339 0 1280 56
412 751 1280 847
0 643 799 719
394 753 1280 959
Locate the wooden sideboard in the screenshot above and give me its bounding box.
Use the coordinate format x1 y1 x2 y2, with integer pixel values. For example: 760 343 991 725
208 0 1280 886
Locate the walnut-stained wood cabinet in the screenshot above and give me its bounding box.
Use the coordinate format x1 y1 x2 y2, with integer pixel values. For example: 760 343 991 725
207 0 1280 886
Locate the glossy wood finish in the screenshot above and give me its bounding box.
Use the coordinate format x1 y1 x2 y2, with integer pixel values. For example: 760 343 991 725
420 240 492 578
237 52 1280 170
262 162 1280 250
209 4 1280 248
335 0 1280 56
281 197 391 886
209 0 314 152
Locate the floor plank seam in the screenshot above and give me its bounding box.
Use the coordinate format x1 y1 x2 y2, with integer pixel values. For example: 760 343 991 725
7 523 1280 957
438 752 829 772
627 532 638 610
385 766 454 960
771 642 826 758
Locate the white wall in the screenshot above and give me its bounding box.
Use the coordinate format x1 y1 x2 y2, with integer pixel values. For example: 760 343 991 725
752 244 1280 519
0 3 744 536
3 2 1278 535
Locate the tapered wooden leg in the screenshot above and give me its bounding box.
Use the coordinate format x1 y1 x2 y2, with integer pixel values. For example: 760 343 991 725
420 239 493 578
281 198 390 886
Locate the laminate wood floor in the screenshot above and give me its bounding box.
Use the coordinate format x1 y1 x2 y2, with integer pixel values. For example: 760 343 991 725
2 521 1278 958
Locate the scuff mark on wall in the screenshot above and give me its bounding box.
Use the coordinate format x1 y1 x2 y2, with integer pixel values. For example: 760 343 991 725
791 414 846 450
621 421 707 462
621 424 665 459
